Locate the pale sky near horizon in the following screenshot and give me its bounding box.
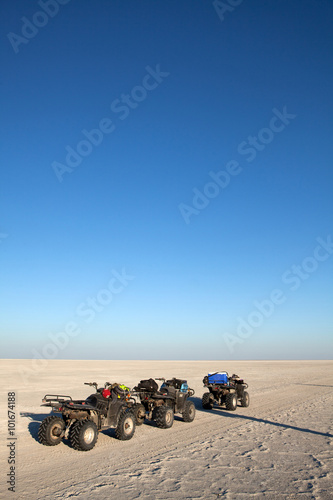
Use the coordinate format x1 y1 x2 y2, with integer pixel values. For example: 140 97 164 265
1 0 332 360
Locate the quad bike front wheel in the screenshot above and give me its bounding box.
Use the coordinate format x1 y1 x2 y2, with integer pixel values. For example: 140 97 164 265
70 419 98 451
38 416 65 446
182 400 195 422
202 392 214 410
115 410 136 440
153 406 174 429
132 403 146 426
241 391 250 407
225 392 237 411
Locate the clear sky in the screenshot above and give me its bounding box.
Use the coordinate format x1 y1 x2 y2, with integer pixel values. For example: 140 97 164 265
1 0 332 360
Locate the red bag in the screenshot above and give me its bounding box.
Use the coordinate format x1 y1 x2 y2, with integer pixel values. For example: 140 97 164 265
102 389 111 398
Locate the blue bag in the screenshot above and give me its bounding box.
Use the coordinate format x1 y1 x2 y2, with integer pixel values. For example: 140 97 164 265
208 372 228 384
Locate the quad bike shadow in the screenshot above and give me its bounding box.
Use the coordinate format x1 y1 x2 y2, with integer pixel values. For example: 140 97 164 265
190 396 244 413
21 411 56 443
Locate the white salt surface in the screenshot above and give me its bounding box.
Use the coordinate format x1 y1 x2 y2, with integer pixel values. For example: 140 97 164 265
1 360 332 499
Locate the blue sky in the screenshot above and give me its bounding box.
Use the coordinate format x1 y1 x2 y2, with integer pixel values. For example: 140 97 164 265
1 0 332 360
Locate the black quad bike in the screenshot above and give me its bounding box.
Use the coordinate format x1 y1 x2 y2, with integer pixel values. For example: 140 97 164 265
202 372 250 411
38 382 136 451
131 377 196 428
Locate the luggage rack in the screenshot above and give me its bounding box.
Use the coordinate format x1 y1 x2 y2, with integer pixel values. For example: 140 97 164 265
42 394 73 404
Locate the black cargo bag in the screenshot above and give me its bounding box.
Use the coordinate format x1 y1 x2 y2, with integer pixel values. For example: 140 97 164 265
166 378 186 389
137 378 158 392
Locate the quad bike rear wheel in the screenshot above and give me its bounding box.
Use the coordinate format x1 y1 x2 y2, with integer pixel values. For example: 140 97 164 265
153 405 174 429
202 392 214 409
182 400 195 422
115 410 136 440
241 391 250 407
38 415 65 446
70 419 98 451
225 392 237 411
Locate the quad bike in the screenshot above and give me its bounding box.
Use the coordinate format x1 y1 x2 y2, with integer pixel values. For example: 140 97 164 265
38 382 136 451
202 372 250 411
131 377 196 428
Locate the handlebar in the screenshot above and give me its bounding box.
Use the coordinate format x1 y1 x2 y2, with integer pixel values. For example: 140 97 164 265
84 382 98 391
